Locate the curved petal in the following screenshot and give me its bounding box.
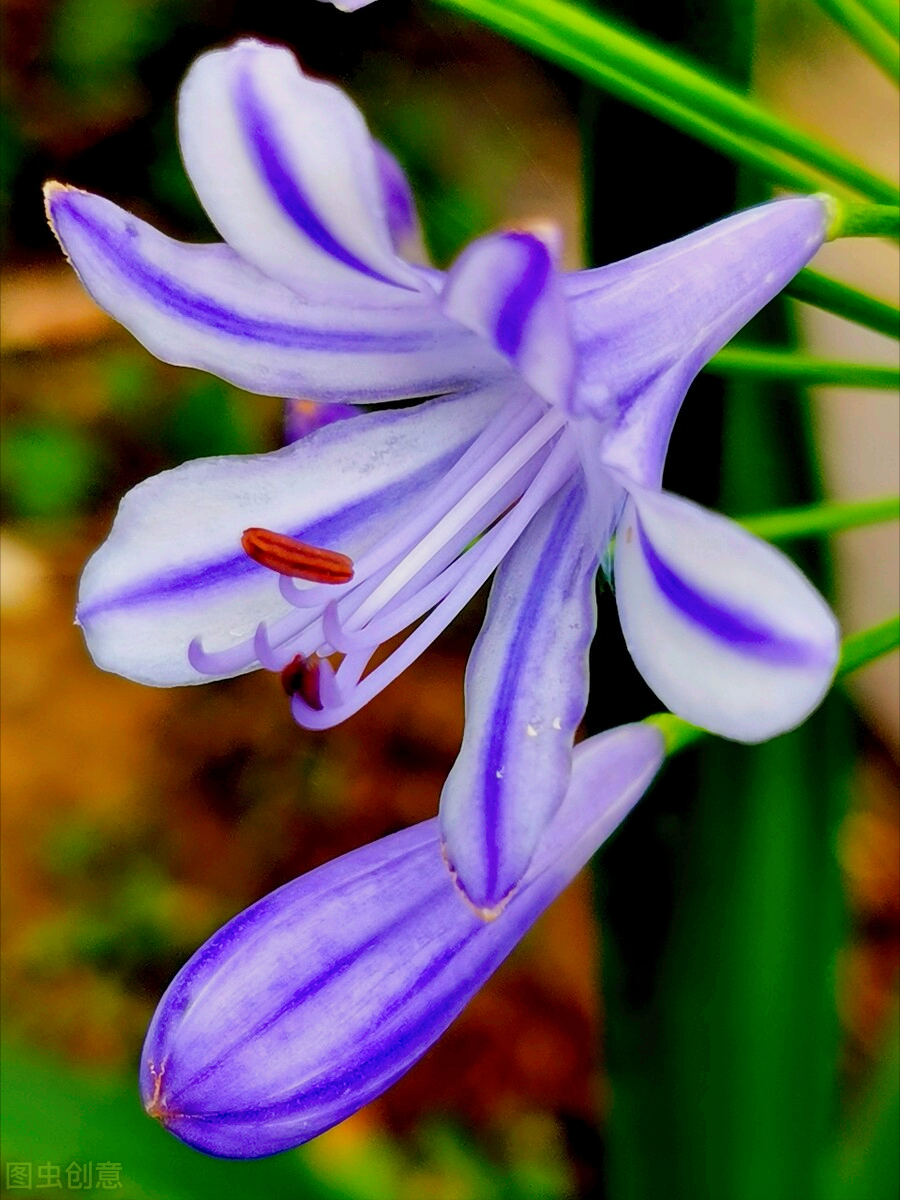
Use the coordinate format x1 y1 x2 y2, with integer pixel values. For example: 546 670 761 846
141 722 664 1158
442 228 575 408
373 142 428 264
439 475 602 912
320 0 378 10
567 196 829 488
614 484 840 742
178 40 425 304
45 185 496 404
77 387 509 687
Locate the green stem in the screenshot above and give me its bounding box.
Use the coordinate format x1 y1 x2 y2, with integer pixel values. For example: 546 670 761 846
433 0 900 203
810 0 900 82
650 615 900 756
786 270 900 339
740 494 900 540
860 0 900 40
707 347 900 387
838 613 900 674
828 201 900 241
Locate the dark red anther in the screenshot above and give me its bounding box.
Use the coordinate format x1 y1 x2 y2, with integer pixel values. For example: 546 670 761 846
279 654 324 710
241 527 354 583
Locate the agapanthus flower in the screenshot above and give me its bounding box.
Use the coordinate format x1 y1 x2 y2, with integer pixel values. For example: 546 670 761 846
142 722 664 1158
45 40 839 911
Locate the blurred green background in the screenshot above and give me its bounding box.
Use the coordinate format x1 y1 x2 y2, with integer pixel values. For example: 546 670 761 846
1 1 897 1197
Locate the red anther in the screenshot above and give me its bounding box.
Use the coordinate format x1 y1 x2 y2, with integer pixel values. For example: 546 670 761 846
241 527 354 583
279 654 324 710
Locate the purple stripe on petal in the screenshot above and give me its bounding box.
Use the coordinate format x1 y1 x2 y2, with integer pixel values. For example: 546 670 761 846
236 68 411 290
494 233 551 360
196 928 482 1127
58 198 428 354
372 142 420 256
478 484 585 900
168 884 450 1107
77 448 464 623
637 519 826 666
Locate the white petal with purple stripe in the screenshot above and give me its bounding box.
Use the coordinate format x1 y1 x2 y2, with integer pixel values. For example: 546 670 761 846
141 723 664 1158
442 229 575 408
614 484 840 741
566 196 829 488
178 41 425 304
439 475 601 911
77 389 509 687
46 187 496 404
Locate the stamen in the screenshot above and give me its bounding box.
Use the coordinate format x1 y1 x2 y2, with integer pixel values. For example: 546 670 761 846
279 653 324 709
241 528 354 583
288 438 578 732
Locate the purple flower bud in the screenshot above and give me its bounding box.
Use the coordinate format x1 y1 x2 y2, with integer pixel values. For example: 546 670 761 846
140 724 664 1158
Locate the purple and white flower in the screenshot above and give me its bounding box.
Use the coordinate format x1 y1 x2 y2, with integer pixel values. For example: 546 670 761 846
45 40 839 911
141 722 664 1158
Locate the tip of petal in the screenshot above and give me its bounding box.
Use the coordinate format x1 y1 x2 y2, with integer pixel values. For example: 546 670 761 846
143 1064 181 1127
42 179 70 227
42 181 90 263
440 840 514 922
505 219 564 258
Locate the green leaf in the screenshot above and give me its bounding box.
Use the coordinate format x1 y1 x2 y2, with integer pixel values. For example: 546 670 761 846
0 1047 343 1200
432 0 899 203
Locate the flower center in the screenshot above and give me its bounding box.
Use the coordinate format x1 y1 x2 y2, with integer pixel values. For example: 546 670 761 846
188 395 581 728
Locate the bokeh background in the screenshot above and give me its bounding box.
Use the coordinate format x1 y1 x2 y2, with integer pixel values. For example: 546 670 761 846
1 1 897 1197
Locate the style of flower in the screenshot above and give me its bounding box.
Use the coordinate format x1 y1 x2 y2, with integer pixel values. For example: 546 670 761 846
45 40 839 914
141 722 664 1158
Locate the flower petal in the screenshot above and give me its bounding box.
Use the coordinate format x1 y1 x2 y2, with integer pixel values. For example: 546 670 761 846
442 228 575 408
319 0 378 11
141 722 664 1158
77 387 509 687
567 196 829 487
614 484 840 741
439 475 604 912
45 185 495 404
178 40 425 304
373 142 428 264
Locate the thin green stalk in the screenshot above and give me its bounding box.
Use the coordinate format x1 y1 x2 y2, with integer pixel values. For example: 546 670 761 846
860 0 900 40
838 613 900 674
828 201 900 240
741 494 900 540
433 0 900 203
438 0 835 194
811 0 900 81
648 615 900 756
743 495 900 539
786 270 900 338
707 347 900 387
